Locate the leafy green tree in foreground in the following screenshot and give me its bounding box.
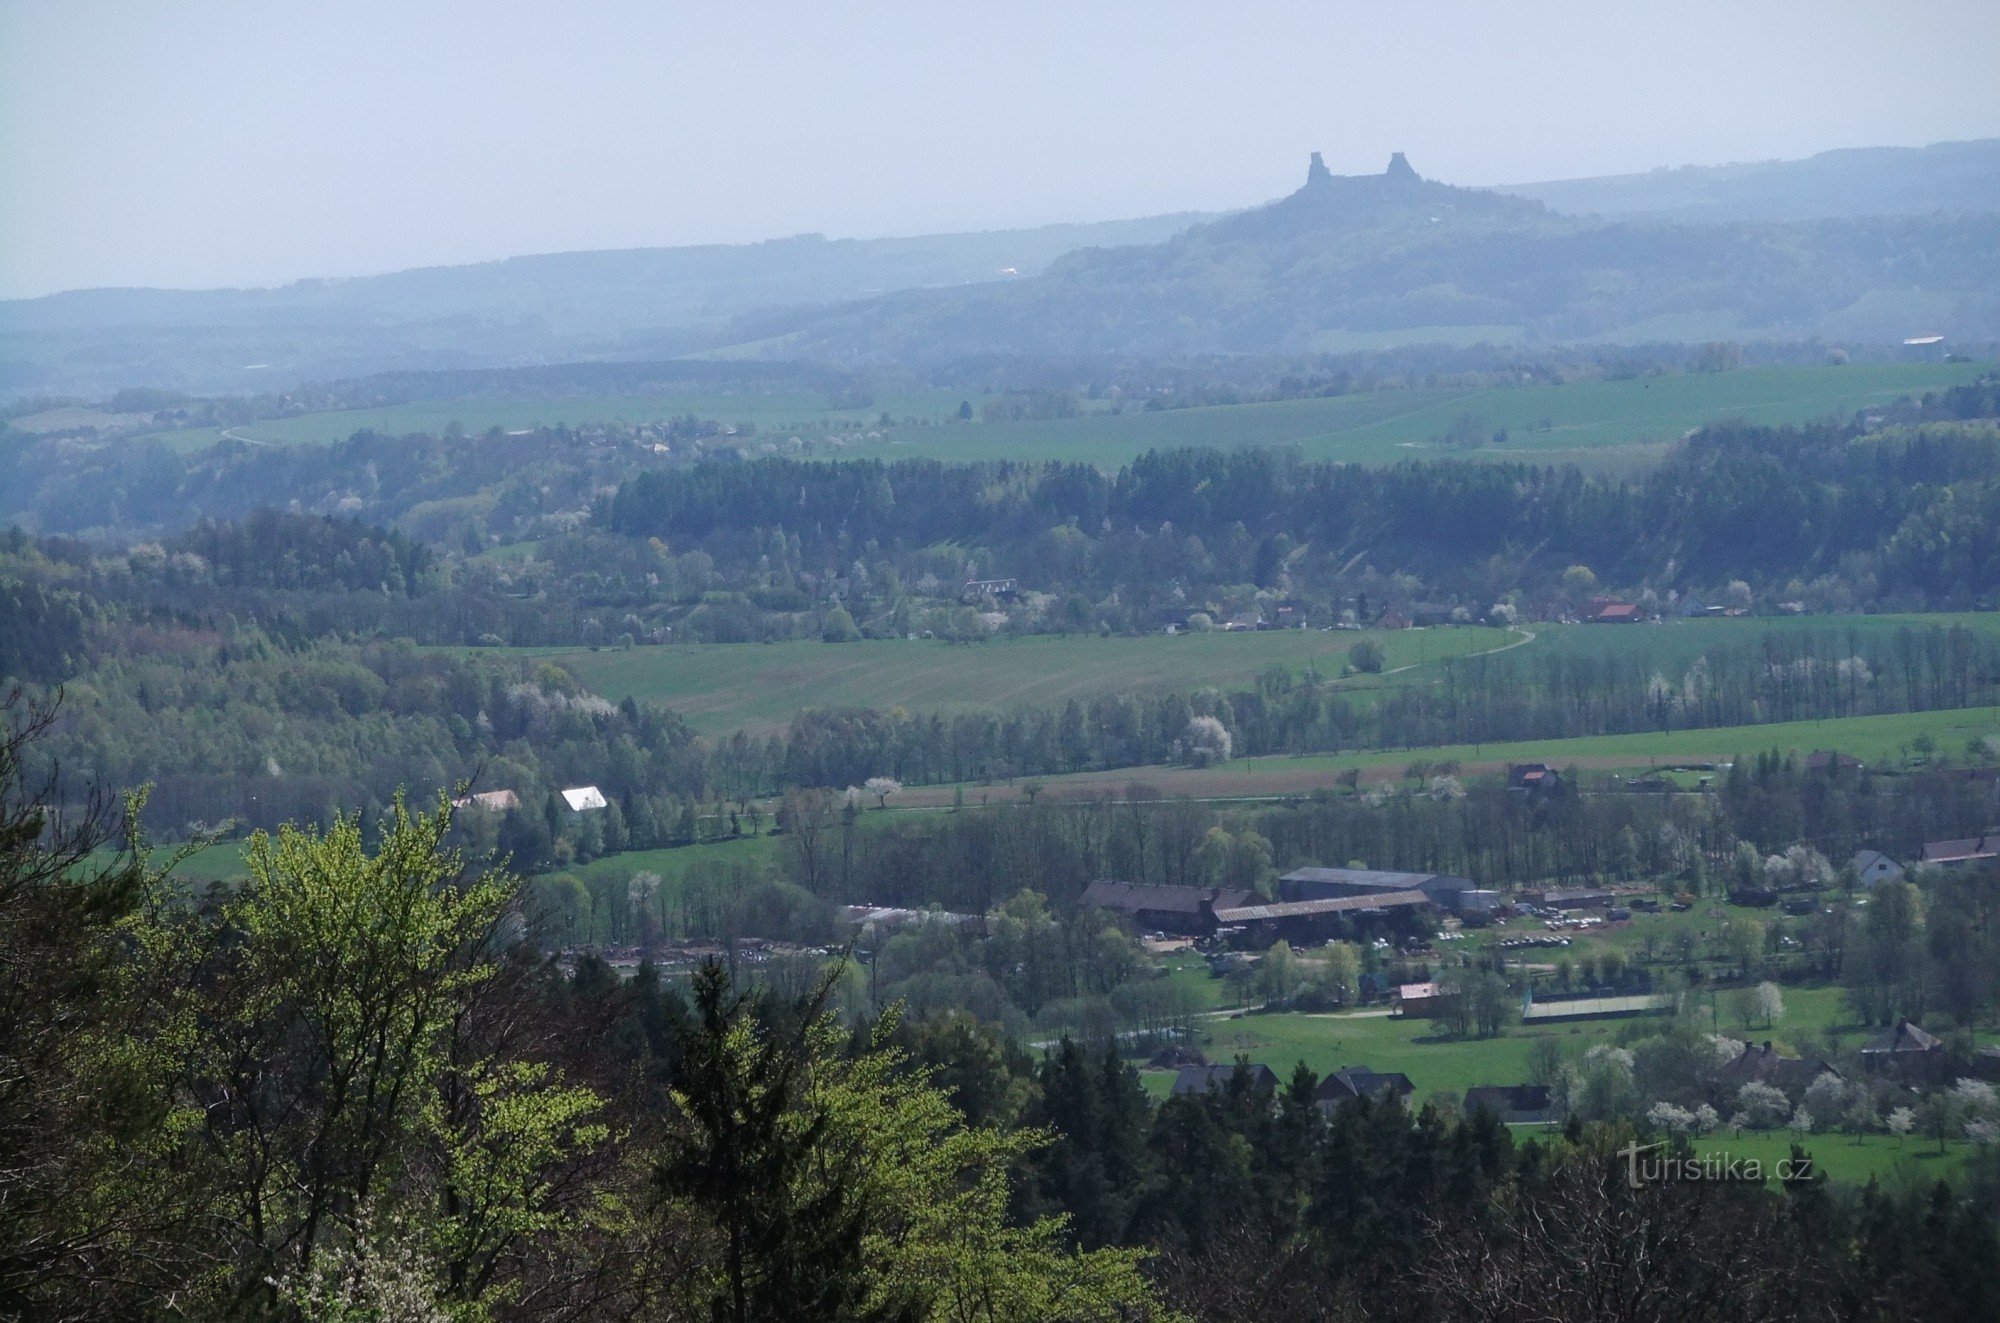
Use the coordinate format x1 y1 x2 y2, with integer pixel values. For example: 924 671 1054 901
658 961 1166 1322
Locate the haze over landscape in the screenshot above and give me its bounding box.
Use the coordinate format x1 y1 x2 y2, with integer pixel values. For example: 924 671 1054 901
7 5 2000 1321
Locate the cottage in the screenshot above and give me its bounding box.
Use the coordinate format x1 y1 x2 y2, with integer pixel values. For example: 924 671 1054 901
1860 1019 1949 1084
1078 880 1255 937
1463 1084 1554 1124
1316 1065 1415 1111
560 785 609 812
1171 1062 1280 1098
1849 850 1904 889
1713 1041 1840 1100
1590 601 1642 624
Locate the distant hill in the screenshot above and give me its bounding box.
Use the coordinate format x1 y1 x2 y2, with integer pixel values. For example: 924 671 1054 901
8 138 2000 399
0 215 1210 397
748 153 2000 363
1499 138 2000 222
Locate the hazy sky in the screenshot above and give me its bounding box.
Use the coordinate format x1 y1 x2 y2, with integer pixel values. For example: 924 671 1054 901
4 0 1998 298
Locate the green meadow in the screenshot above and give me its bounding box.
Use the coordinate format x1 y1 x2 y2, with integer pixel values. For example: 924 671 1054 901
849 362 1988 469
906 701 2000 806
130 361 1986 468
546 626 1515 737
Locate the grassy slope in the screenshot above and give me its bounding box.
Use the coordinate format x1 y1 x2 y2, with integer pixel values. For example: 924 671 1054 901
129 362 1986 466
551 626 1514 737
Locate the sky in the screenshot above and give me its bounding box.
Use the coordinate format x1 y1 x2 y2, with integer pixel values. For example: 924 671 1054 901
3 0 1999 299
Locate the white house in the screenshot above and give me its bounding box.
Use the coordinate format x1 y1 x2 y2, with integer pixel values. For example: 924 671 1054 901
560 785 609 812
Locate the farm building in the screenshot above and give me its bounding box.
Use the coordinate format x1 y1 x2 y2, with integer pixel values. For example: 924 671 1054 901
1280 866 1476 911
1589 601 1642 623
1209 891 1432 947
1528 887 1617 910
1316 1065 1415 1110
1463 1084 1554 1124
1171 1062 1280 1098
1520 991 1672 1023
1078 880 1255 937
1507 763 1562 794
560 785 608 812
1850 850 1904 888
1920 835 1999 869
1392 981 1442 1017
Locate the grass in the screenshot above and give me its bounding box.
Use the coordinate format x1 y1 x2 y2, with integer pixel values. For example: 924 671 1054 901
1689 1131 1975 1187
543 626 1515 737
125 363 1988 468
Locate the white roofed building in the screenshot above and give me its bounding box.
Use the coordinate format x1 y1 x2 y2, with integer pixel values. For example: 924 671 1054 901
561 785 609 812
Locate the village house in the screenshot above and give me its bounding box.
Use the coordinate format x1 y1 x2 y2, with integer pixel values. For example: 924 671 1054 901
1171 1062 1280 1098
1849 849 1904 889
1712 1041 1841 1102
560 785 608 812
1316 1065 1415 1111
1860 1019 1950 1085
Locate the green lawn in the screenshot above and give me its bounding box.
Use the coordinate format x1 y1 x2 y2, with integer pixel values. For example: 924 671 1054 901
1689 1131 1975 1187
546 626 1514 737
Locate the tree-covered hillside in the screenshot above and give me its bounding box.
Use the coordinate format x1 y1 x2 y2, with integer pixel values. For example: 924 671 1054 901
761 155 2000 361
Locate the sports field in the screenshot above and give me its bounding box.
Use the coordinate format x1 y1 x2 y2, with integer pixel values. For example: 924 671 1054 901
130 361 1987 467
550 626 1516 737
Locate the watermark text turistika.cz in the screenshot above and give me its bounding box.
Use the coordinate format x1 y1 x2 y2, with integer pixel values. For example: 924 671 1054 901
1621 1140 1815 1188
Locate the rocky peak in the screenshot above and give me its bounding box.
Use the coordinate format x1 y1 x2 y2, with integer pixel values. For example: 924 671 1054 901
1305 151 1335 188
1385 152 1419 181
